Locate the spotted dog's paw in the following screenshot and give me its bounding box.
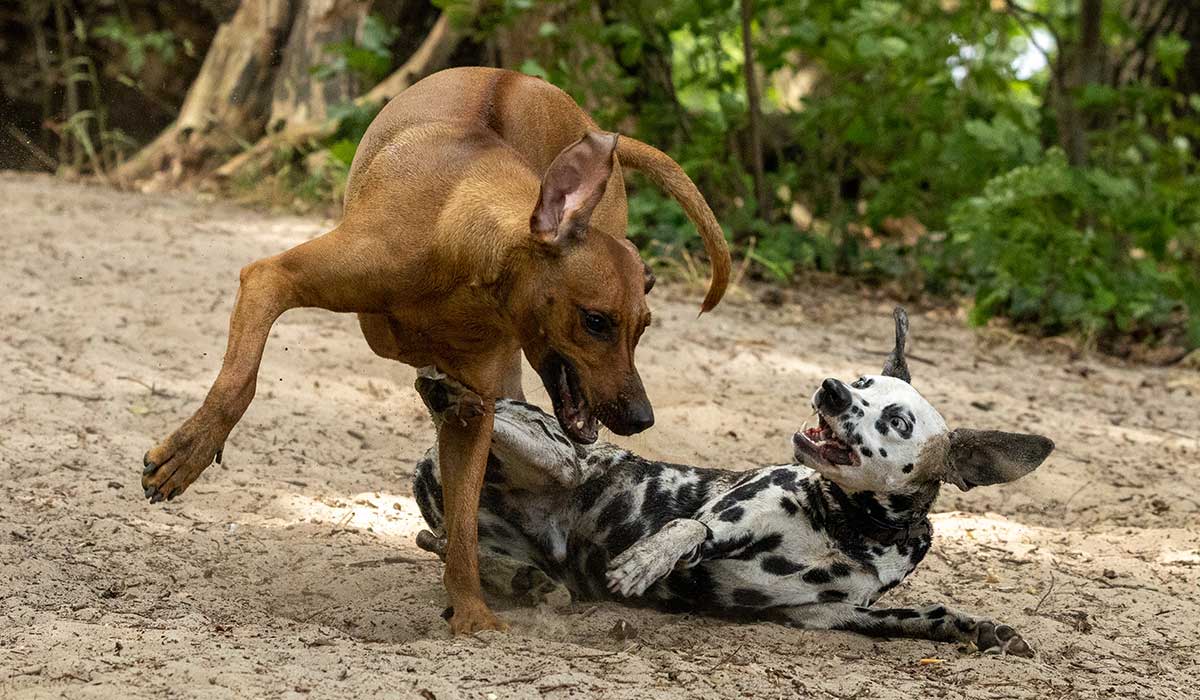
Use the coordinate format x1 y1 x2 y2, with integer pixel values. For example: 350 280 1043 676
415 367 485 426
972 619 1033 657
606 537 678 598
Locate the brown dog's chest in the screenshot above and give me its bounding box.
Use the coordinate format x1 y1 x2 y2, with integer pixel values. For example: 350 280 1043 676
361 291 520 386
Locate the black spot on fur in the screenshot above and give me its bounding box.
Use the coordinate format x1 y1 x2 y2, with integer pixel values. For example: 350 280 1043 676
925 606 947 619
802 568 832 585
728 533 783 560
761 555 804 576
780 496 799 516
596 497 632 531
770 468 797 489
732 588 771 607
714 475 772 512
642 478 673 519
861 399 870 407
663 566 717 610
902 463 913 474
606 522 645 557
879 448 887 458
574 475 607 513
819 589 848 602
829 562 852 578
718 506 745 523
860 447 873 458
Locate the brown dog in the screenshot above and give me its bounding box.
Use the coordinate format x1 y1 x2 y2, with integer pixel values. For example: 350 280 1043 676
140 67 730 633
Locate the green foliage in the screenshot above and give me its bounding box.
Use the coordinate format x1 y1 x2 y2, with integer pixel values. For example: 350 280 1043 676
93 18 178 74
314 14 400 86
491 0 1200 349
949 150 1198 345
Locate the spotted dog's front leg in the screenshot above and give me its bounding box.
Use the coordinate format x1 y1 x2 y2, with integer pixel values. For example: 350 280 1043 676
773 603 1033 657
606 519 709 597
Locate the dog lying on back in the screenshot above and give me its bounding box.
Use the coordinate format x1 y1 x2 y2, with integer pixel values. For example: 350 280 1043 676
412 308 1052 655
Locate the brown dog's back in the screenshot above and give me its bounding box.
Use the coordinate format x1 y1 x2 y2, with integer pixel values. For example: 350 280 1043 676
347 68 609 216
347 67 729 310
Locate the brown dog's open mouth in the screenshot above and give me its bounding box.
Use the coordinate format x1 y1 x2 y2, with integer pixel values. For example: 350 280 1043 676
793 414 860 467
537 351 599 444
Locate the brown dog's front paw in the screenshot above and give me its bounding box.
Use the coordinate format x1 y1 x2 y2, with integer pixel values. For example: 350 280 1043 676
447 600 508 635
415 368 485 426
141 419 227 503
975 620 1033 657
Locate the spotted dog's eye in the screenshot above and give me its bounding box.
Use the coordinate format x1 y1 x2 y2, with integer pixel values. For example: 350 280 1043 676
580 309 614 339
889 416 911 433
851 377 868 389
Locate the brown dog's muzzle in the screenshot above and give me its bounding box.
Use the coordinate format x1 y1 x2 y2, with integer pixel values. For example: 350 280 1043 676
536 351 654 443
595 370 654 436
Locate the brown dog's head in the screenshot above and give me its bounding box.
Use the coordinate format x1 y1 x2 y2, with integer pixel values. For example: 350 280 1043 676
511 131 656 444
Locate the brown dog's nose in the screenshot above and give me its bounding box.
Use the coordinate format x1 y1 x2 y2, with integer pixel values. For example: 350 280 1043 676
624 400 655 434
602 373 655 435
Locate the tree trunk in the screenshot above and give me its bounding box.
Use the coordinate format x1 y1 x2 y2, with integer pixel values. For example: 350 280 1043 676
740 0 768 219
115 0 371 187
116 0 295 186
212 6 474 182
268 0 369 134
1056 0 1104 167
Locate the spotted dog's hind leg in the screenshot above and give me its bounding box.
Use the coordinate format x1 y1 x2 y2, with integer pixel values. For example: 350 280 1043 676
771 603 1033 657
417 525 571 608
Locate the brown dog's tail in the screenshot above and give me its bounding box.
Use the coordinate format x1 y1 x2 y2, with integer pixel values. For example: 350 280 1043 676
616 136 731 313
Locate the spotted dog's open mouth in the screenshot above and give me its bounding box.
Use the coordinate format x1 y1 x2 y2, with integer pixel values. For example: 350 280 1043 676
537 351 599 444
793 414 860 468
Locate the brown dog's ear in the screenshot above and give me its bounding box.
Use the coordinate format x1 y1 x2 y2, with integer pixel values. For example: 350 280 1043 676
919 429 1054 491
882 306 911 383
531 131 618 244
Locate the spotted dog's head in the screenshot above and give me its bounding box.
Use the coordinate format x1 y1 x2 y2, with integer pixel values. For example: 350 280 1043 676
793 308 1054 495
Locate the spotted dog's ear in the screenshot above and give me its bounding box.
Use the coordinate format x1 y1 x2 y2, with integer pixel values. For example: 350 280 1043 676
882 307 911 383
919 429 1054 491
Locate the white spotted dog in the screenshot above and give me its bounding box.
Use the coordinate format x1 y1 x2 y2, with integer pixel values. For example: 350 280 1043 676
411 309 1053 655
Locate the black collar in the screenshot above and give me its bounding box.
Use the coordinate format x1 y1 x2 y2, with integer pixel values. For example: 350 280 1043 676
822 482 934 547
842 516 932 546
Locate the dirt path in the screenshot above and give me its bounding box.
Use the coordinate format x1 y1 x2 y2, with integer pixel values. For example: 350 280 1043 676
1 173 1198 699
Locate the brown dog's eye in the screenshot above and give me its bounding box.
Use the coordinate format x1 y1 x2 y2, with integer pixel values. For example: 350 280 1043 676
580 309 614 338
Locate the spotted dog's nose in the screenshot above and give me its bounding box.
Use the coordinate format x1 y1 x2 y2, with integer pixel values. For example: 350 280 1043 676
816 378 852 415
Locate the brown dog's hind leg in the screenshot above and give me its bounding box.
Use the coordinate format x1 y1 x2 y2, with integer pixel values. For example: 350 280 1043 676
142 231 380 502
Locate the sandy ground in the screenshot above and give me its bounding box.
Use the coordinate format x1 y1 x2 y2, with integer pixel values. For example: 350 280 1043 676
1 173 1198 699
